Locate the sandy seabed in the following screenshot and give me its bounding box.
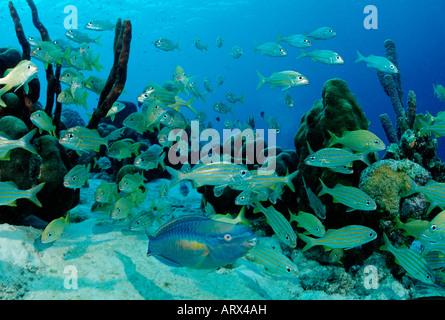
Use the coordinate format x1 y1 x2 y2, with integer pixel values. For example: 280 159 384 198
0 178 443 300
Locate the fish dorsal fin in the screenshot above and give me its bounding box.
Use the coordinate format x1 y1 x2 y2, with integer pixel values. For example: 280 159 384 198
154 214 209 236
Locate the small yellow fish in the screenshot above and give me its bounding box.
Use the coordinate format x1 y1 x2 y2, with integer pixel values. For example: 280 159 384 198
41 211 70 243
288 210 326 237
159 180 169 198
119 173 145 193
327 130 386 152
30 110 56 137
95 181 117 203
63 164 91 189
108 139 141 160
391 215 429 239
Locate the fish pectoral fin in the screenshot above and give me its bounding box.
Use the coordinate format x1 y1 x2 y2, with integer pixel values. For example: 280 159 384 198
151 254 183 268
192 248 211 268
213 185 227 197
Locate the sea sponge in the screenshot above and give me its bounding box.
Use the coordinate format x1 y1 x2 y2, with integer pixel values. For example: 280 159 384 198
359 159 431 218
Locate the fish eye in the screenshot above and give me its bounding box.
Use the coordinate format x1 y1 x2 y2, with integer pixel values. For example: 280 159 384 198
36 47 42 51
47 232 52 238
285 235 290 240
298 76 303 80
374 139 380 144
27 65 31 69
223 234 232 241
366 201 371 205
316 227 320 232
336 56 341 60
275 129 280 133
240 196 245 201
431 224 438 232
68 133 74 138
369 232 374 237
304 39 309 43
240 169 247 176
71 176 76 181
286 267 291 273
329 29 333 33
310 156 315 161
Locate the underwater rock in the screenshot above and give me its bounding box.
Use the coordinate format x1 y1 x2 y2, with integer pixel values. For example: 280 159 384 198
0 116 79 225
61 108 86 129
0 47 22 75
359 159 431 218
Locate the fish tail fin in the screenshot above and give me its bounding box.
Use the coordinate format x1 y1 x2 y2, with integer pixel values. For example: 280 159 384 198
286 170 299 192
235 206 250 225
165 166 182 187
65 211 70 226
288 209 298 224
240 94 245 105
355 50 365 63
27 182 46 207
20 128 38 154
379 232 390 252
93 54 104 72
391 215 403 232
93 157 98 168
253 39 258 52
426 111 434 124
317 178 329 197
256 70 266 90
95 35 103 46
296 49 308 60
298 233 315 252
404 176 418 197
360 150 372 166
275 31 284 42
327 130 339 147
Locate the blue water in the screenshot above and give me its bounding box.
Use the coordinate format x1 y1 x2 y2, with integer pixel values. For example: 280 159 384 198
4 0 445 156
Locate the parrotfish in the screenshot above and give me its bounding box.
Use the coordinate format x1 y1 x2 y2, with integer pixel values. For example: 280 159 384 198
146 214 257 269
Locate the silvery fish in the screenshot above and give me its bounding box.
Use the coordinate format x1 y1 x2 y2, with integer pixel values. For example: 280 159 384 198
256 70 308 91
93 156 112 170
433 84 445 102
0 181 45 207
327 129 386 152
215 36 224 48
213 101 233 115
129 210 157 231
355 50 398 74
146 214 257 269
31 41 70 69
154 38 180 51
30 110 56 137
63 164 91 189
288 210 326 237
299 225 377 251
302 177 326 219
229 46 243 59
0 60 39 107
91 201 114 215
59 126 108 154
253 199 297 248
226 92 245 104
381 233 434 285
59 68 84 86
284 92 294 108
159 180 170 198
276 32 311 48
27 35 42 46
254 41 286 57
306 27 336 40
217 74 224 86
65 30 102 45
297 49 344 65
165 162 250 188
193 38 208 51
123 112 147 134
0 128 38 160
245 245 299 278
41 211 70 243
160 110 188 129
84 75 106 95
318 179 377 212
85 19 115 31
111 197 136 220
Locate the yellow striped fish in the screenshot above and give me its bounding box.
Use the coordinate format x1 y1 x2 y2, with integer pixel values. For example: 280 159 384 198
380 233 434 284
108 139 141 160
41 211 70 243
159 180 170 198
256 70 309 91
165 162 251 188
160 110 188 129
391 216 429 239
230 169 299 193
420 210 445 247
119 173 145 193
0 181 45 207
111 197 136 219
123 112 147 134
0 60 39 107
63 163 91 189
128 210 158 231
302 176 326 219
253 199 297 248
305 146 371 168
299 225 377 251
59 126 108 154
327 129 386 152
0 128 38 160
297 49 344 65
95 181 117 203
288 210 326 237
318 179 376 212
30 110 56 137
246 245 299 278
407 179 445 214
